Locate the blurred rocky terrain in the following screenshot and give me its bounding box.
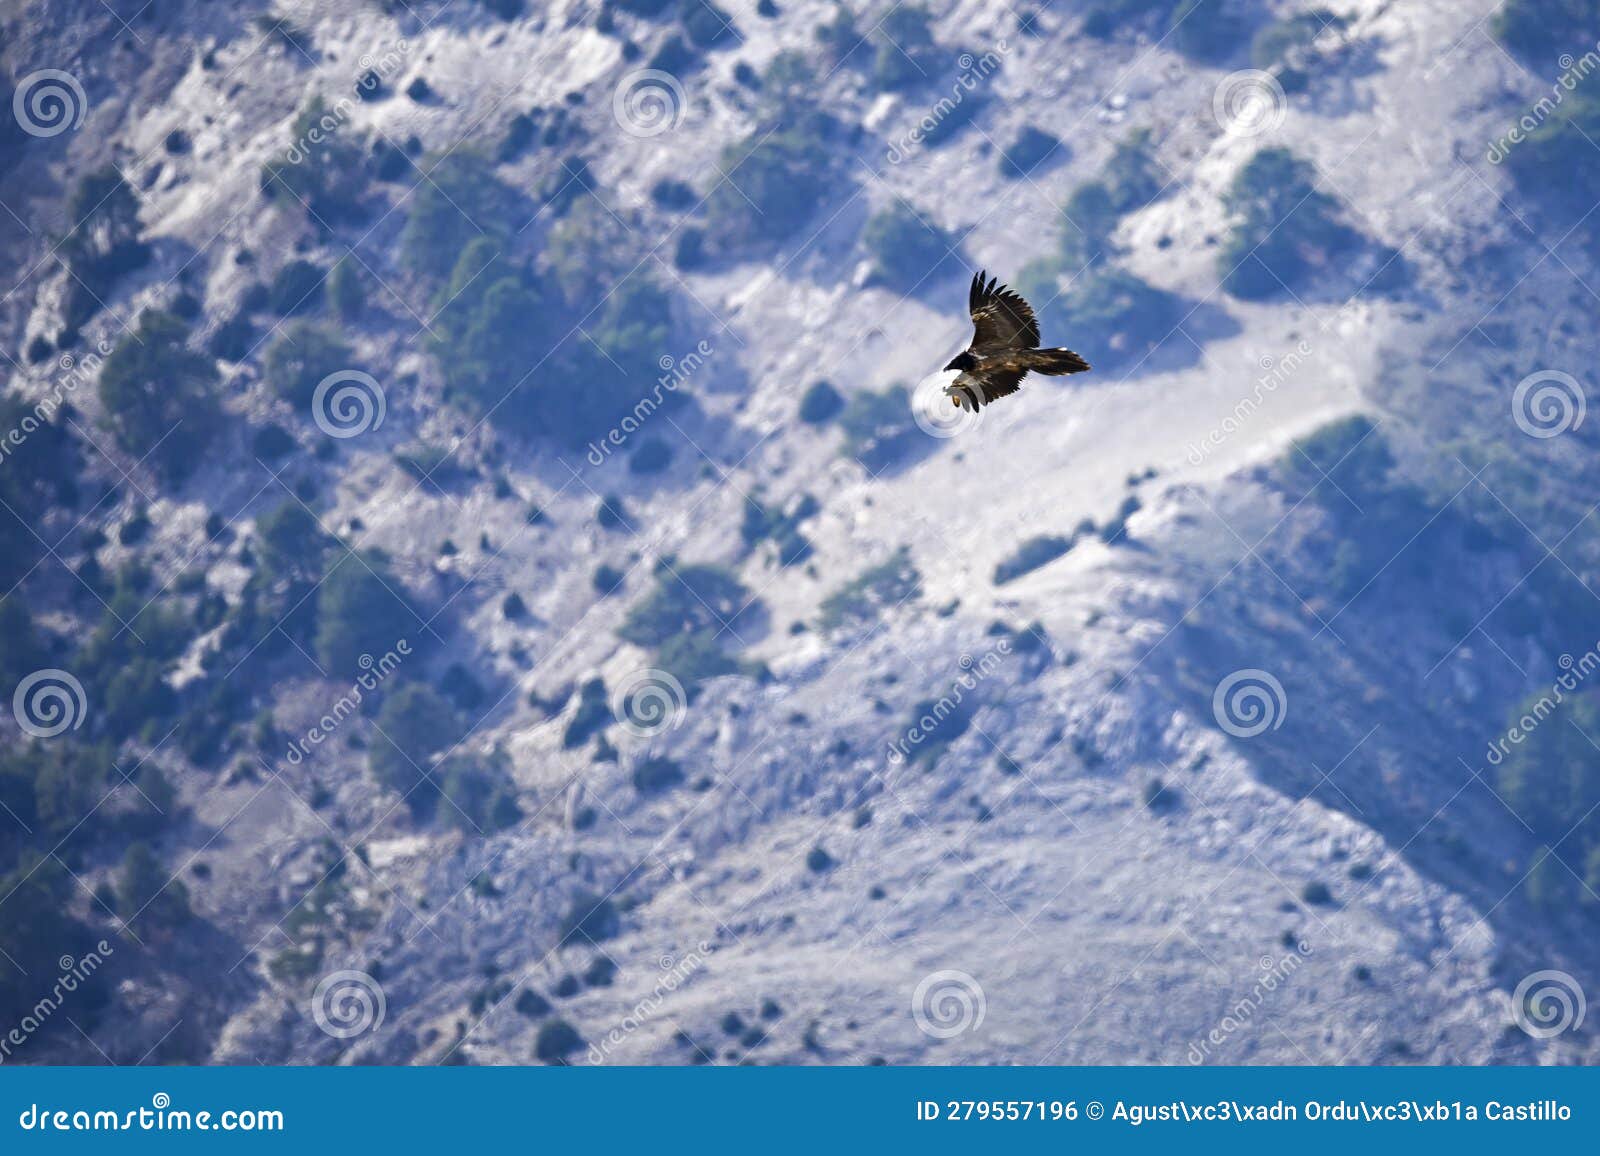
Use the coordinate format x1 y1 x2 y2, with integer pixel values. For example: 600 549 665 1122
2 0 1598 1065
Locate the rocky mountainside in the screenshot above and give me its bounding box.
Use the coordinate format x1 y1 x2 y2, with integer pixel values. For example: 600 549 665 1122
2 0 1598 1065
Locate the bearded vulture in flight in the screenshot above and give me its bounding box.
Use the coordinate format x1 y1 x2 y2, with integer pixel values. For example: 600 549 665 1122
943 271 1091 411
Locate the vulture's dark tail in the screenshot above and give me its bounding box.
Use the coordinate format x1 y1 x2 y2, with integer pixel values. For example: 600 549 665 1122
1021 348 1092 375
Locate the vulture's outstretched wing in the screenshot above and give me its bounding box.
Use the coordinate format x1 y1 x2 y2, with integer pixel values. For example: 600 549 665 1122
968 270 1041 353
974 365 1026 405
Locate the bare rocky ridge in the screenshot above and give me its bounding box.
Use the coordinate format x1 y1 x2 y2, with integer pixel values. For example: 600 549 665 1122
1 0 1594 1065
